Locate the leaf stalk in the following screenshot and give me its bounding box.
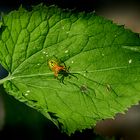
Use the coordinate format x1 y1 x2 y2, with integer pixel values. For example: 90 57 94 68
0 75 12 85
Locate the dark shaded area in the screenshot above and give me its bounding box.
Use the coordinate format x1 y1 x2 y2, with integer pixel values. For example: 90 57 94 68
0 0 139 12
0 26 6 40
0 65 8 79
0 0 98 12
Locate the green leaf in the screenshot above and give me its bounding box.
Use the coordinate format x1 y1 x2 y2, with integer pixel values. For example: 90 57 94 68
0 4 140 134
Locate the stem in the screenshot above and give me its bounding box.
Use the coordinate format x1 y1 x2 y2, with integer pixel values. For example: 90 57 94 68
0 75 12 85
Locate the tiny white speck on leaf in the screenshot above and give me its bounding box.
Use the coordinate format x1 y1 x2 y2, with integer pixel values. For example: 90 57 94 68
37 63 40 66
25 93 28 96
43 51 48 55
128 59 132 64
65 50 69 53
71 60 74 63
26 90 30 93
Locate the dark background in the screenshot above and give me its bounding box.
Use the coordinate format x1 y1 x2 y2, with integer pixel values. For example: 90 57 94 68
1 0 140 12
0 0 140 140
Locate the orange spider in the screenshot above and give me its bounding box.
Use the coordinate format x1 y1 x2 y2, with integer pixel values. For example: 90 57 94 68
48 59 77 83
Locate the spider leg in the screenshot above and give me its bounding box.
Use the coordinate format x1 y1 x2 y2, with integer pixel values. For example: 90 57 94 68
69 73 78 80
63 63 70 72
67 66 70 71
60 75 65 84
63 62 66 67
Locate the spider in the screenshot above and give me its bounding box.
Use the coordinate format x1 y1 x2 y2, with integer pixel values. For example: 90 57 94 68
48 58 77 83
